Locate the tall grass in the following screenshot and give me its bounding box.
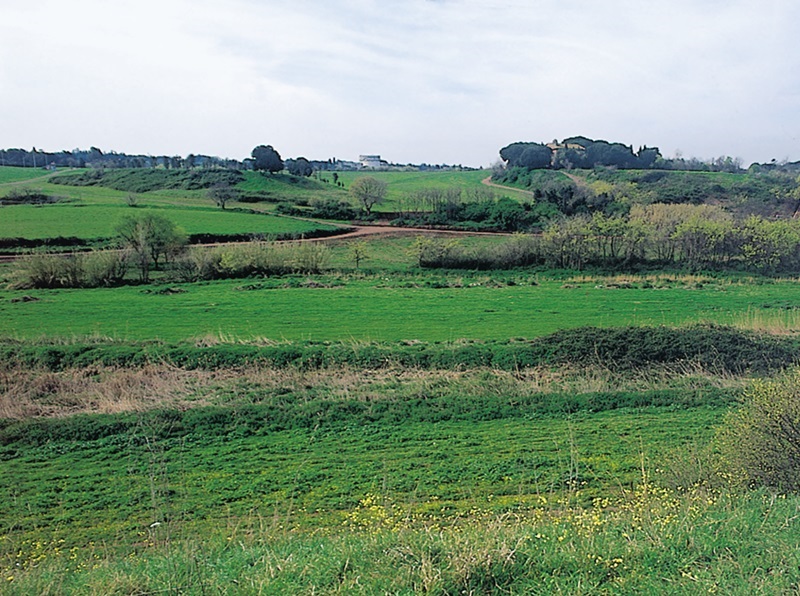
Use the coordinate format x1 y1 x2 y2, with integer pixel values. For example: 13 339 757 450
731 307 800 334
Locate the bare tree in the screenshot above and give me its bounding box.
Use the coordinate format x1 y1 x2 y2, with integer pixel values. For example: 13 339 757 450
349 176 387 216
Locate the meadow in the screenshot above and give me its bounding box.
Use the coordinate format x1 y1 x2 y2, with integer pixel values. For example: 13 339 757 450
0 204 338 243
2 165 800 593
2 271 800 341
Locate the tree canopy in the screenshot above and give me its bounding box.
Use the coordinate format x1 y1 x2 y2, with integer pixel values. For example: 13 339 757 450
499 137 662 171
287 157 313 177
251 145 284 174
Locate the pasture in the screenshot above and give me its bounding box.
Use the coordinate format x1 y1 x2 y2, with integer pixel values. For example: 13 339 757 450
0 204 339 243
1 271 799 341
3 165 800 593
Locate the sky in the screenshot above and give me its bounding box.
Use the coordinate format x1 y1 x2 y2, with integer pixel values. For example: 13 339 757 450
2 0 799 168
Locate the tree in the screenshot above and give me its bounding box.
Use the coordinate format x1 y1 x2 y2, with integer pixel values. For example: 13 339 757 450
208 183 236 210
348 240 369 268
115 213 186 282
251 145 283 174
349 176 387 216
287 157 313 177
499 142 552 169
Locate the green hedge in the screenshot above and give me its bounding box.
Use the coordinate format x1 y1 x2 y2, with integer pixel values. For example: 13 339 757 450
1 325 795 374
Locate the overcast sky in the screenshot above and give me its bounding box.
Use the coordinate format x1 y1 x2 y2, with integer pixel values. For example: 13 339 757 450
2 0 799 167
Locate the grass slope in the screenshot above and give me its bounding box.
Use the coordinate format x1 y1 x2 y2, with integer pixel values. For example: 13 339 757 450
0 166 57 185
0 204 338 242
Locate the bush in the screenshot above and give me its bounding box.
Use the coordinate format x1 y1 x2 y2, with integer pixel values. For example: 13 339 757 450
309 197 359 220
719 370 800 491
82 250 129 286
0 188 62 205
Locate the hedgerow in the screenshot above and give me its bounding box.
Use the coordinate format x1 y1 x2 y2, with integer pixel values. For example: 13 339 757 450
0 325 795 374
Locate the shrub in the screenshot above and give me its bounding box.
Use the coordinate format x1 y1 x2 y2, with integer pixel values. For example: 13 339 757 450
0 188 62 205
719 370 800 491
8 254 84 289
83 250 129 286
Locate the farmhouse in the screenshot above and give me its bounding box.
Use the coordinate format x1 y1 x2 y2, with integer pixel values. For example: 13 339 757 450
359 154 389 169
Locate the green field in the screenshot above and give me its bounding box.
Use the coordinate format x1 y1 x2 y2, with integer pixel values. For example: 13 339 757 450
1 272 797 341
3 165 800 593
0 406 720 543
0 167 58 185
0 204 339 242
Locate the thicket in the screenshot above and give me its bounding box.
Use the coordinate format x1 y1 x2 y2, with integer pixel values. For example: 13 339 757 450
275 197 359 220
7 240 338 288
8 252 129 289
417 206 800 273
50 168 244 193
1 325 794 374
494 167 800 219
171 241 330 280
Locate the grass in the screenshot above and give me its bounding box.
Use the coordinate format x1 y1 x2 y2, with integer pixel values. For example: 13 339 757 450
0 362 744 420
4 164 800 593
5 488 799 594
3 271 800 342
0 404 723 543
0 204 339 242
0 167 58 185
2 385 782 593
332 169 534 206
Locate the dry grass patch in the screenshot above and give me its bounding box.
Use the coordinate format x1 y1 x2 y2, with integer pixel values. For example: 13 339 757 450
730 307 800 335
1 361 748 421
0 365 221 419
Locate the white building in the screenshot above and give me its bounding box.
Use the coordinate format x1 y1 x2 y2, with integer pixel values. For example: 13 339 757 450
359 154 389 169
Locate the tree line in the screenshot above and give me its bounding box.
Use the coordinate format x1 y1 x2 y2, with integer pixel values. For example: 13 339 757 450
415 204 800 274
498 136 748 173
0 145 316 176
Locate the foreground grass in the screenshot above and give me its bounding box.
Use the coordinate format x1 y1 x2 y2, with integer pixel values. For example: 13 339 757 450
3 272 800 341
0 402 724 565
4 485 798 594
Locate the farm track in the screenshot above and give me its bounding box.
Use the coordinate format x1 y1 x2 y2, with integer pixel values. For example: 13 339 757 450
481 176 535 198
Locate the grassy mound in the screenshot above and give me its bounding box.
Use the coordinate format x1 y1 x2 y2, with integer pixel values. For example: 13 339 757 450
50 169 245 193
1 325 795 374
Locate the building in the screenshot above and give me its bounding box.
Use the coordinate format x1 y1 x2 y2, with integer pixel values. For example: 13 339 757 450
358 155 389 169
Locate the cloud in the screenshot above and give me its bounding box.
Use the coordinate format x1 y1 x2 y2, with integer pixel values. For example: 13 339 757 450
1 0 799 165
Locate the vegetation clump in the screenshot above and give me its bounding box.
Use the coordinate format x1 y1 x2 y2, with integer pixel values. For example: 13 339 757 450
50 168 244 193
0 188 63 205
720 370 800 491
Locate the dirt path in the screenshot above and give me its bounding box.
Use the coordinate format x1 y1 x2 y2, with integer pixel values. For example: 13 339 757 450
481 176 535 198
